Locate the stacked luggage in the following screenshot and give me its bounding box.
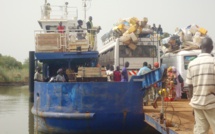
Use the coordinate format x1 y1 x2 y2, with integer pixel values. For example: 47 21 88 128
101 17 153 50
161 24 208 53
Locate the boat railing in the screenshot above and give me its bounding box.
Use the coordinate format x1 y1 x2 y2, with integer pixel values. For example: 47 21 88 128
34 29 97 52
41 5 78 20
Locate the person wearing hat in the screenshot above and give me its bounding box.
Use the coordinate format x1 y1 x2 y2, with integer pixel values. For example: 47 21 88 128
153 62 159 69
34 67 43 82
56 68 66 82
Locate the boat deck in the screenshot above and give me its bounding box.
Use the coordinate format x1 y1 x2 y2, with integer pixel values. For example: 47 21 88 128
144 99 213 134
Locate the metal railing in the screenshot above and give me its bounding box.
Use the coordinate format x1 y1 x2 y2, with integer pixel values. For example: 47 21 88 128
41 5 78 20
34 29 97 52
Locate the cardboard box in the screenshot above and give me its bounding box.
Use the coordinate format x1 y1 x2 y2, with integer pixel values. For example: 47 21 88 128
130 32 138 43
128 43 137 50
198 27 207 35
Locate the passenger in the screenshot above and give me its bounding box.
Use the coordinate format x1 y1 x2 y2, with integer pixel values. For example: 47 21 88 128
105 64 110 75
172 66 183 100
153 62 159 69
152 24 157 33
152 68 168 109
77 20 83 30
76 20 85 40
86 16 93 33
157 24 163 35
106 65 114 82
34 67 43 82
86 16 94 49
186 37 215 134
137 62 152 105
110 65 114 81
62 68 69 82
56 68 66 82
152 62 160 100
137 62 151 76
113 66 121 82
44 3 51 19
148 64 152 70
121 62 129 82
57 22 65 33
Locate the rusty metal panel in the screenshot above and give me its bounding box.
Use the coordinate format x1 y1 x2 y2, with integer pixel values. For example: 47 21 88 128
33 81 145 133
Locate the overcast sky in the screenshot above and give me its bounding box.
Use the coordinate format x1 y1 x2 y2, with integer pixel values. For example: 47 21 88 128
0 0 215 62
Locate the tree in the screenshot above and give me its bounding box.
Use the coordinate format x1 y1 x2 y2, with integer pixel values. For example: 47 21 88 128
23 58 29 68
0 55 22 69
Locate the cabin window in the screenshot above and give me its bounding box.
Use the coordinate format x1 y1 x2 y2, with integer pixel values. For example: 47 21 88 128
184 55 197 70
45 25 58 32
119 45 157 57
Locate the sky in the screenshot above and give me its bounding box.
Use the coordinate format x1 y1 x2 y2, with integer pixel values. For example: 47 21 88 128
0 0 215 63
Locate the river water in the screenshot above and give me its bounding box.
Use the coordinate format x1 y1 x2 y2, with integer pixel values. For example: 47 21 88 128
0 86 160 134
0 86 35 134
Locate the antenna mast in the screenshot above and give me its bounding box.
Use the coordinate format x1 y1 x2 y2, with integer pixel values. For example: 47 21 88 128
83 0 87 22
82 0 91 22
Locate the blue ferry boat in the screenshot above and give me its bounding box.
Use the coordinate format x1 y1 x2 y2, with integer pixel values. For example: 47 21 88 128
31 1 162 133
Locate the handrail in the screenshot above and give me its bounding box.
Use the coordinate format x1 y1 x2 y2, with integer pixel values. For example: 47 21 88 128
34 29 98 52
41 5 78 20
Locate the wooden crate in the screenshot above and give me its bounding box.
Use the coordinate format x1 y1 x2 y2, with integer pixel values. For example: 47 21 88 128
68 39 89 52
77 67 107 77
35 33 66 52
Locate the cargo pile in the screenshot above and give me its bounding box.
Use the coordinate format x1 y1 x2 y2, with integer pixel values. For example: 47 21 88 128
161 24 208 53
101 17 153 50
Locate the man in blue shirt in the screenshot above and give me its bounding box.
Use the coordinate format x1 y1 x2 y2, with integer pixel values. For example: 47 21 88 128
137 62 151 76
121 62 129 82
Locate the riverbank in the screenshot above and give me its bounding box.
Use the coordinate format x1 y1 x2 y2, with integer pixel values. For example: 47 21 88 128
0 82 28 86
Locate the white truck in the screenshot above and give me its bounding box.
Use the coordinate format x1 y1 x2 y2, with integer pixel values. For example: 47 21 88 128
162 49 215 88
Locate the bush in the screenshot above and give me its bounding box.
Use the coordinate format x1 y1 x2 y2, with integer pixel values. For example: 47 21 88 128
0 67 29 82
0 55 29 82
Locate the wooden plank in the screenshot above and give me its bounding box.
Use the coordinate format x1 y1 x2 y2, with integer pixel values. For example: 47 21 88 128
144 99 213 134
78 67 107 77
36 33 61 39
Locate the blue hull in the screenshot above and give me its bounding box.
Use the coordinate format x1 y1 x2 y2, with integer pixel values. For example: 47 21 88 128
32 77 147 133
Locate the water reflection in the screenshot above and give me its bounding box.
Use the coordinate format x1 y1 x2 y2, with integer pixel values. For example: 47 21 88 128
0 86 34 134
0 86 160 134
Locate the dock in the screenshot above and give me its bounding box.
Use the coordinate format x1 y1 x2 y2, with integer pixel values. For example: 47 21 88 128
144 99 213 134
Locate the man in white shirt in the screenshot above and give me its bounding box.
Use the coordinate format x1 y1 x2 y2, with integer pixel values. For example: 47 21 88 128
186 37 215 134
34 67 43 82
56 68 66 82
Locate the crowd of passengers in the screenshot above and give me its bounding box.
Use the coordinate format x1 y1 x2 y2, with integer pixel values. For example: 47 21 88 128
34 61 159 82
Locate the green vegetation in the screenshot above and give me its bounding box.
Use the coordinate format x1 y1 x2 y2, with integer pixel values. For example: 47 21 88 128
0 54 29 82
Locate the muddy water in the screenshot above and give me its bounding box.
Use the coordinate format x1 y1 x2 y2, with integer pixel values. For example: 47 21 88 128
0 86 160 134
0 86 34 134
